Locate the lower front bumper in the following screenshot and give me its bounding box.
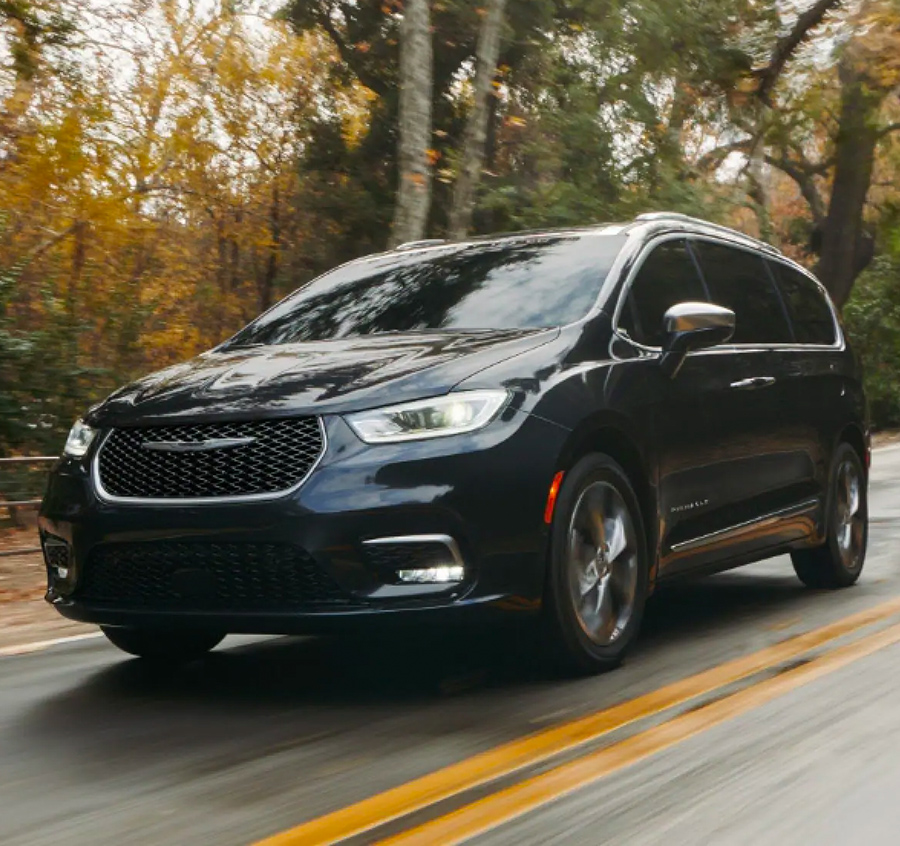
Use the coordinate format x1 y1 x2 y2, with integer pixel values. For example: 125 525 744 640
47 591 537 634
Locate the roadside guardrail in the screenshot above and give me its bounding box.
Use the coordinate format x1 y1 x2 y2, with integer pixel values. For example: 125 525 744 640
0 456 58 507
1 456 57 553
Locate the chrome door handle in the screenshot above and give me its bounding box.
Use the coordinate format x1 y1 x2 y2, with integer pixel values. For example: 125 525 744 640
730 376 777 390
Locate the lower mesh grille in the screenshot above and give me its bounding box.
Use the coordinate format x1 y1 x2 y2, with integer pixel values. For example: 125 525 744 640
77 542 356 611
364 540 457 573
42 537 71 571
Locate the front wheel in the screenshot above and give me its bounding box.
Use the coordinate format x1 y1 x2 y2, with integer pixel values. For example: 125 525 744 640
544 454 649 675
791 443 868 589
101 626 225 662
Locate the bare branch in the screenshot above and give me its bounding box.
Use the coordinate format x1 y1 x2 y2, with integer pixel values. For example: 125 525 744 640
695 140 752 171
877 121 900 139
314 11 388 98
694 139 827 223
23 222 81 264
754 0 844 104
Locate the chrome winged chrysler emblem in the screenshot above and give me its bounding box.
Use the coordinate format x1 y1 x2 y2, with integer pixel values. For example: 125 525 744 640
141 437 256 453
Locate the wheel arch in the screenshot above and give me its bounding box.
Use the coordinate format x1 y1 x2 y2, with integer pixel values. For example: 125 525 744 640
837 423 869 472
556 419 658 579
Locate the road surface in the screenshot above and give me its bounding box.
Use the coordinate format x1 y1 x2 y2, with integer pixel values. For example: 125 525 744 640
4 448 900 845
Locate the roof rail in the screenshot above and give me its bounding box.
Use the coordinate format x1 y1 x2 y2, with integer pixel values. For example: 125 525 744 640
394 238 449 252
634 212 780 256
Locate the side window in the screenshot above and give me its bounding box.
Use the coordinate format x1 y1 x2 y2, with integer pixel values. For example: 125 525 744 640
693 241 792 344
768 261 837 345
618 239 707 347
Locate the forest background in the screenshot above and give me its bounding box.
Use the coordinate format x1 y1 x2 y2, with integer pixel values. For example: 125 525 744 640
2 0 900 470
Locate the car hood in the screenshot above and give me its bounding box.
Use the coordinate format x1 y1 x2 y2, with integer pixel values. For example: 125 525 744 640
88 329 559 427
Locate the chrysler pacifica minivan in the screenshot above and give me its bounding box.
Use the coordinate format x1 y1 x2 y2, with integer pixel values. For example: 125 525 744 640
39 212 869 672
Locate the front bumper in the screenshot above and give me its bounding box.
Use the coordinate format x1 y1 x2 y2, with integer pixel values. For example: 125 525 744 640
39 410 566 633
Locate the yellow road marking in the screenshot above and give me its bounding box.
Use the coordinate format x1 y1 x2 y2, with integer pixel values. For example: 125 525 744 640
254 597 900 846
383 619 900 846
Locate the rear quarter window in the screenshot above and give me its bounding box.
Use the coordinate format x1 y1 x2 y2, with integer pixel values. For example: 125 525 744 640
768 261 837 346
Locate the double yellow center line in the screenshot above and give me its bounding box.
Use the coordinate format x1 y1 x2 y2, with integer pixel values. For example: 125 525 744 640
256 596 900 846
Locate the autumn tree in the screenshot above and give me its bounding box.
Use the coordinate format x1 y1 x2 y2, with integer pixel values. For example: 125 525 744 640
695 0 900 307
390 0 433 247
446 0 506 239
0 0 367 452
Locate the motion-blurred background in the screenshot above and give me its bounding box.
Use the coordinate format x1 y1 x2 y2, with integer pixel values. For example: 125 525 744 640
1 0 899 491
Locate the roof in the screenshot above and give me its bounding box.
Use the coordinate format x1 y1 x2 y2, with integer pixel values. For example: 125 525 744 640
626 212 782 257
391 213 782 258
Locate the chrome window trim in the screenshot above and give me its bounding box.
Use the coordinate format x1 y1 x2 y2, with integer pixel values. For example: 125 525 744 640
91 416 328 506
362 534 465 568
610 232 703 352
611 231 844 354
764 255 843 349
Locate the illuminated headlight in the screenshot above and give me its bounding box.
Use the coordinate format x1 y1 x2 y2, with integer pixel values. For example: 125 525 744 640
63 419 98 458
397 565 465 584
346 390 509 444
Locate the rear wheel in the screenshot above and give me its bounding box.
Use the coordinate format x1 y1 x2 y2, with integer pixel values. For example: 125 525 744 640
101 626 225 662
544 454 649 674
791 443 867 589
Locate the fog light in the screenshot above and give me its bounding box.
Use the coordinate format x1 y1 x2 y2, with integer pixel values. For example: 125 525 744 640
42 535 75 595
397 565 465 584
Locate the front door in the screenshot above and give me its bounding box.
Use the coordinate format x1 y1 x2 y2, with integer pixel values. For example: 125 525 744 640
660 238 819 573
615 237 756 575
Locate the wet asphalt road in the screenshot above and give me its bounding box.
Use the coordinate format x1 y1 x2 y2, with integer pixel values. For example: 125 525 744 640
3 448 900 845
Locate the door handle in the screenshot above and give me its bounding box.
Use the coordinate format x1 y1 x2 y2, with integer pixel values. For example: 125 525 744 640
730 376 777 390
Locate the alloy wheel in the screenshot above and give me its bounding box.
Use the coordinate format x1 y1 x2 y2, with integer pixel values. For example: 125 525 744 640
835 458 865 571
565 481 639 646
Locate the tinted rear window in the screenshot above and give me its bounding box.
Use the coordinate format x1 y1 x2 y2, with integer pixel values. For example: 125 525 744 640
225 233 627 346
618 239 708 347
768 261 837 345
694 240 792 344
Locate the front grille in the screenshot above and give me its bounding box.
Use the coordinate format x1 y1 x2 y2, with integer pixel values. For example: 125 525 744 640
77 541 355 611
97 417 324 500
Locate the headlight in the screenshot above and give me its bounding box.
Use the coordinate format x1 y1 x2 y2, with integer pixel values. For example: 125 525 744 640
346 390 509 444
64 419 98 458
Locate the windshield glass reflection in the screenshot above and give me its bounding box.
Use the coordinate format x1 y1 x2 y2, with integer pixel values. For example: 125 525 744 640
225 233 626 347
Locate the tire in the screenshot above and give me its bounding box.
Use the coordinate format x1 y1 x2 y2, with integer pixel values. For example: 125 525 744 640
543 453 650 674
101 626 225 662
791 442 868 589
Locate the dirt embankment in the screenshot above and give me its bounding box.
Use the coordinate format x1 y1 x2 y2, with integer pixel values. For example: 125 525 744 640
0 530 92 649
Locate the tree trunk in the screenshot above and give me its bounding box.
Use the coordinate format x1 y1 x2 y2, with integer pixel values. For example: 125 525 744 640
259 185 281 312
747 137 774 244
67 220 87 319
230 209 241 292
816 55 884 309
389 0 433 248
447 0 506 240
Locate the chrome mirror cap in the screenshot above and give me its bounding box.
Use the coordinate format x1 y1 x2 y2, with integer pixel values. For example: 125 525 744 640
664 301 736 335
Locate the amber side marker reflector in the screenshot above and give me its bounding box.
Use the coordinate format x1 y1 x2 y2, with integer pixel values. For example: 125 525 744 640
544 471 565 524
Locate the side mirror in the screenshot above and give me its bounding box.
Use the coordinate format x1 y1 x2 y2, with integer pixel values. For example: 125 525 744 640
660 302 735 378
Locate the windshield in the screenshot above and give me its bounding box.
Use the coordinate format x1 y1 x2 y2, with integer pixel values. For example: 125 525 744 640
224 232 627 347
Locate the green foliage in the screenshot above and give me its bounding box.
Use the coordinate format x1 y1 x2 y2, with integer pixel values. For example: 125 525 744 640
0 247 110 457
0 207 35 455
844 248 900 429
4 0 900 457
